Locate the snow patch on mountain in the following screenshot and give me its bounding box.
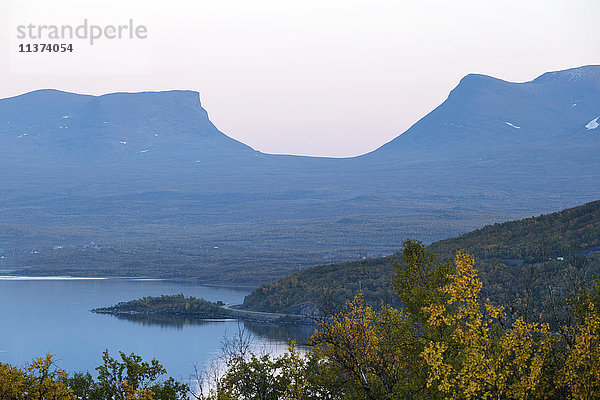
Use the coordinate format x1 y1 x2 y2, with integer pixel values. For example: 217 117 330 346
585 117 599 130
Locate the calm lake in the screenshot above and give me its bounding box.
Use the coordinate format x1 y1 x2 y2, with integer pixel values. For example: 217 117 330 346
0 276 314 383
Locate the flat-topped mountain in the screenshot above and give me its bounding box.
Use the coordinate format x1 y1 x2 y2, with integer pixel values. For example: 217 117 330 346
0 89 253 165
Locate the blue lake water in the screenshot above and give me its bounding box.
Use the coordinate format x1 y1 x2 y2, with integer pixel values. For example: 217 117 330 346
0 276 313 384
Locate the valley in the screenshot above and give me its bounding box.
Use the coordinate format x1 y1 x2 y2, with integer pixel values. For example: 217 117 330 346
1 66 599 284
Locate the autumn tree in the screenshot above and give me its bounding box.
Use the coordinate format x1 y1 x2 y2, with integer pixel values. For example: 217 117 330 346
0 354 74 400
201 242 600 400
393 239 455 324
0 361 28 399
422 251 553 399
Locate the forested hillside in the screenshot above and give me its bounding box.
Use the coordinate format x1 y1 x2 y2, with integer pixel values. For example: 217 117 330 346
243 200 600 314
429 199 600 261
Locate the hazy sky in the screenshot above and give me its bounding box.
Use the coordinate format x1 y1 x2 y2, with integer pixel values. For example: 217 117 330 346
1 0 599 157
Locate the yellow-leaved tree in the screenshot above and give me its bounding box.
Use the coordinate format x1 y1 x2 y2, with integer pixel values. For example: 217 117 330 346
558 304 600 399
0 354 75 400
422 251 553 400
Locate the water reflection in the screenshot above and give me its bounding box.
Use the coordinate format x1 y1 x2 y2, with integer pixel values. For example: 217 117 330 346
100 312 317 344
243 321 316 346
102 313 236 329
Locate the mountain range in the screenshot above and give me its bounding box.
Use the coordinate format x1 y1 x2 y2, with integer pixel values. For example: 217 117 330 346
1 65 599 283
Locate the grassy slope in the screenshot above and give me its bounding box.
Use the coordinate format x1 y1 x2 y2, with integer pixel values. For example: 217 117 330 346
242 200 600 313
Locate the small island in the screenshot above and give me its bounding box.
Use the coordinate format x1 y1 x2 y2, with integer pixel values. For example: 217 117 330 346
91 293 314 325
91 294 232 319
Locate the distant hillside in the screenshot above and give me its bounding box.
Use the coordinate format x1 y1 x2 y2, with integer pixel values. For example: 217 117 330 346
242 200 600 314
242 256 401 314
429 199 600 262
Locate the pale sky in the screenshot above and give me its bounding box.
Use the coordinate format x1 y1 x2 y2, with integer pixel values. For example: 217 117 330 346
1 0 599 157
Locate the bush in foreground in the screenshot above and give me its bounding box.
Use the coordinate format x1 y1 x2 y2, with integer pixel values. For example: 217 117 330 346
0 350 187 400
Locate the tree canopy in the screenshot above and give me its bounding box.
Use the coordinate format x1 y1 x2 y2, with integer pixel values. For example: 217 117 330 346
203 241 600 400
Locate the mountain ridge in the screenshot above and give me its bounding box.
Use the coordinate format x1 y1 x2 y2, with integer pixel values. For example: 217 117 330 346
4 64 600 161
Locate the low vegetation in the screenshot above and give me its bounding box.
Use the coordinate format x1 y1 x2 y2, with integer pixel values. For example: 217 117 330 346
0 210 495 285
0 350 187 400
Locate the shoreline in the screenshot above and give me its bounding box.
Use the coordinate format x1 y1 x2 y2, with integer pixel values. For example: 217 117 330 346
2 273 258 289
91 305 317 326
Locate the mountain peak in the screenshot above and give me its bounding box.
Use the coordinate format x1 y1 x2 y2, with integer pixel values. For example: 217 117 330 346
370 65 600 157
447 73 511 99
458 73 507 86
